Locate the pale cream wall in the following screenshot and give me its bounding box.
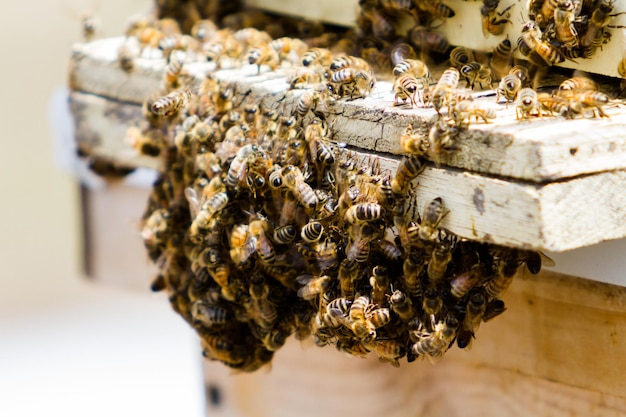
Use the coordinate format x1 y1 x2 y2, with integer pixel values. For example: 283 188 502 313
0 0 151 310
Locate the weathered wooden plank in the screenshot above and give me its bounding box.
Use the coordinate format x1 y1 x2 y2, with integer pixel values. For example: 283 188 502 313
69 37 626 182
201 270 626 417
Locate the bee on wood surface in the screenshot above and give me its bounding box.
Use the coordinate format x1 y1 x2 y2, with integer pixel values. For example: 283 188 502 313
393 59 431 81
449 47 474 71
515 87 544 120
393 74 425 107
151 89 192 117
481 0 514 37
428 117 459 166
496 73 522 104
247 44 280 74
460 62 492 90
430 68 460 114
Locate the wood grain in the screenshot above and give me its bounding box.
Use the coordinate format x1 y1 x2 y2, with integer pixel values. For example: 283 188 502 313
70 37 626 182
202 270 626 417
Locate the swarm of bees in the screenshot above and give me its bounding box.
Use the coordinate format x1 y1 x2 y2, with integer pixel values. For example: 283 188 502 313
89 6 568 372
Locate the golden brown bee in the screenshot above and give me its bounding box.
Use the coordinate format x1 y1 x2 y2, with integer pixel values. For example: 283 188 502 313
449 47 474 70
508 65 530 87
428 117 458 166
301 221 324 243
553 0 579 49
416 0 456 21
273 224 297 245
427 229 457 282
297 275 332 300
482 299 507 322
481 0 513 38
229 223 252 265
370 265 390 307
248 216 276 265
557 77 597 99
191 300 230 328
538 92 573 118
460 62 492 90
201 335 245 366
344 203 384 224
281 165 319 210
393 74 425 107
400 124 429 156
515 88 543 120
392 59 431 81
411 315 458 359
287 68 323 90
403 252 425 298
430 68 459 114
302 47 333 67
327 68 376 100
450 264 484 299
389 290 415 321
151 88 191 117
369 339 406 367
338 258 360 299
247 44 280 74
390 43 417 66
458 292 487 349
496 74 522 105
249 274 278 329
570 91 611 118
419 197 449 242
520 21 564 66
270 37 308 65
391 155 425 194
580 0 625 56
329 55 372 73
186 188 229 242
452 100 497 126
191 19 217 42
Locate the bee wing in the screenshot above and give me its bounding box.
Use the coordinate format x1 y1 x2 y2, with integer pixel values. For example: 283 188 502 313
538 251 556 267
184 187 201 218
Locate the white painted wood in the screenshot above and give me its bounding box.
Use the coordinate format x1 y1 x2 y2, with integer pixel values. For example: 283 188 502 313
70 38 626 182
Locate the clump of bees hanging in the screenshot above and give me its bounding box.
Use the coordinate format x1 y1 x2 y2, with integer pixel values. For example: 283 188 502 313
80 0 626 371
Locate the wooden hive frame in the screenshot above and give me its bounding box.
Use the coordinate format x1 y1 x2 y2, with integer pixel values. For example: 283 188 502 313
68 1 626 415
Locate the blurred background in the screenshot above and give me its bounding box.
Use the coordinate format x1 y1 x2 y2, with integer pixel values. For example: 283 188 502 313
0 1 206 415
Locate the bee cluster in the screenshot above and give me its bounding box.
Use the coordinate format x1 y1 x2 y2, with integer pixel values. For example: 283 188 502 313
100 6 562 372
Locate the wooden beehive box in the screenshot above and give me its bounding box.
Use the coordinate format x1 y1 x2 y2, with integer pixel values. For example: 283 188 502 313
68 1 626 415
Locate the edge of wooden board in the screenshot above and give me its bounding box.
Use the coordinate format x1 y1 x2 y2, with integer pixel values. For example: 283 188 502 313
70 37 626 182
70 89 626 252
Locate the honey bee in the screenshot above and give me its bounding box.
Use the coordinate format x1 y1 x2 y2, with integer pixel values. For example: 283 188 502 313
400 124 429 156
416 0 456 21
344 203 384 224
389 290 415 321
411 315 458 359
162 56 186 91
360 5 397 40
390 43 417 66
449 47 474 70
427 229 457 282
557 77 597 99
329 55 371 73
302 47 333 67
201 334 245 366
327 68 376 100
339 258 360 299
191 19 217 42
553 0 579 49
288 68 323 90
297 274 332 300
301 221 324 243
403 252 425 298
570 91 611 118
481 0 513 37
391 155 425 194
80 11 99 42
515 87 543 120
247 44 280 74
520 21 565 66
273 224 297 245
187 189 229 243
579 0 625 56
191 300 230 328
270 37 308 65
281 165 319 210
392 59 431 81
496 74 522 105
428 117 458 166
429 68 459 114
460 62 492 90
248 216 276 265
508 65 530 87
393 74 425 107
419 197 449 242
537 92 573 118
450 264 485 299
369 339 406 367
536 0 559 28
370 265 390 307
249 274 278 329
482 299 507 322
151 88 192 117
458 292 487 349
451 100 497 126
